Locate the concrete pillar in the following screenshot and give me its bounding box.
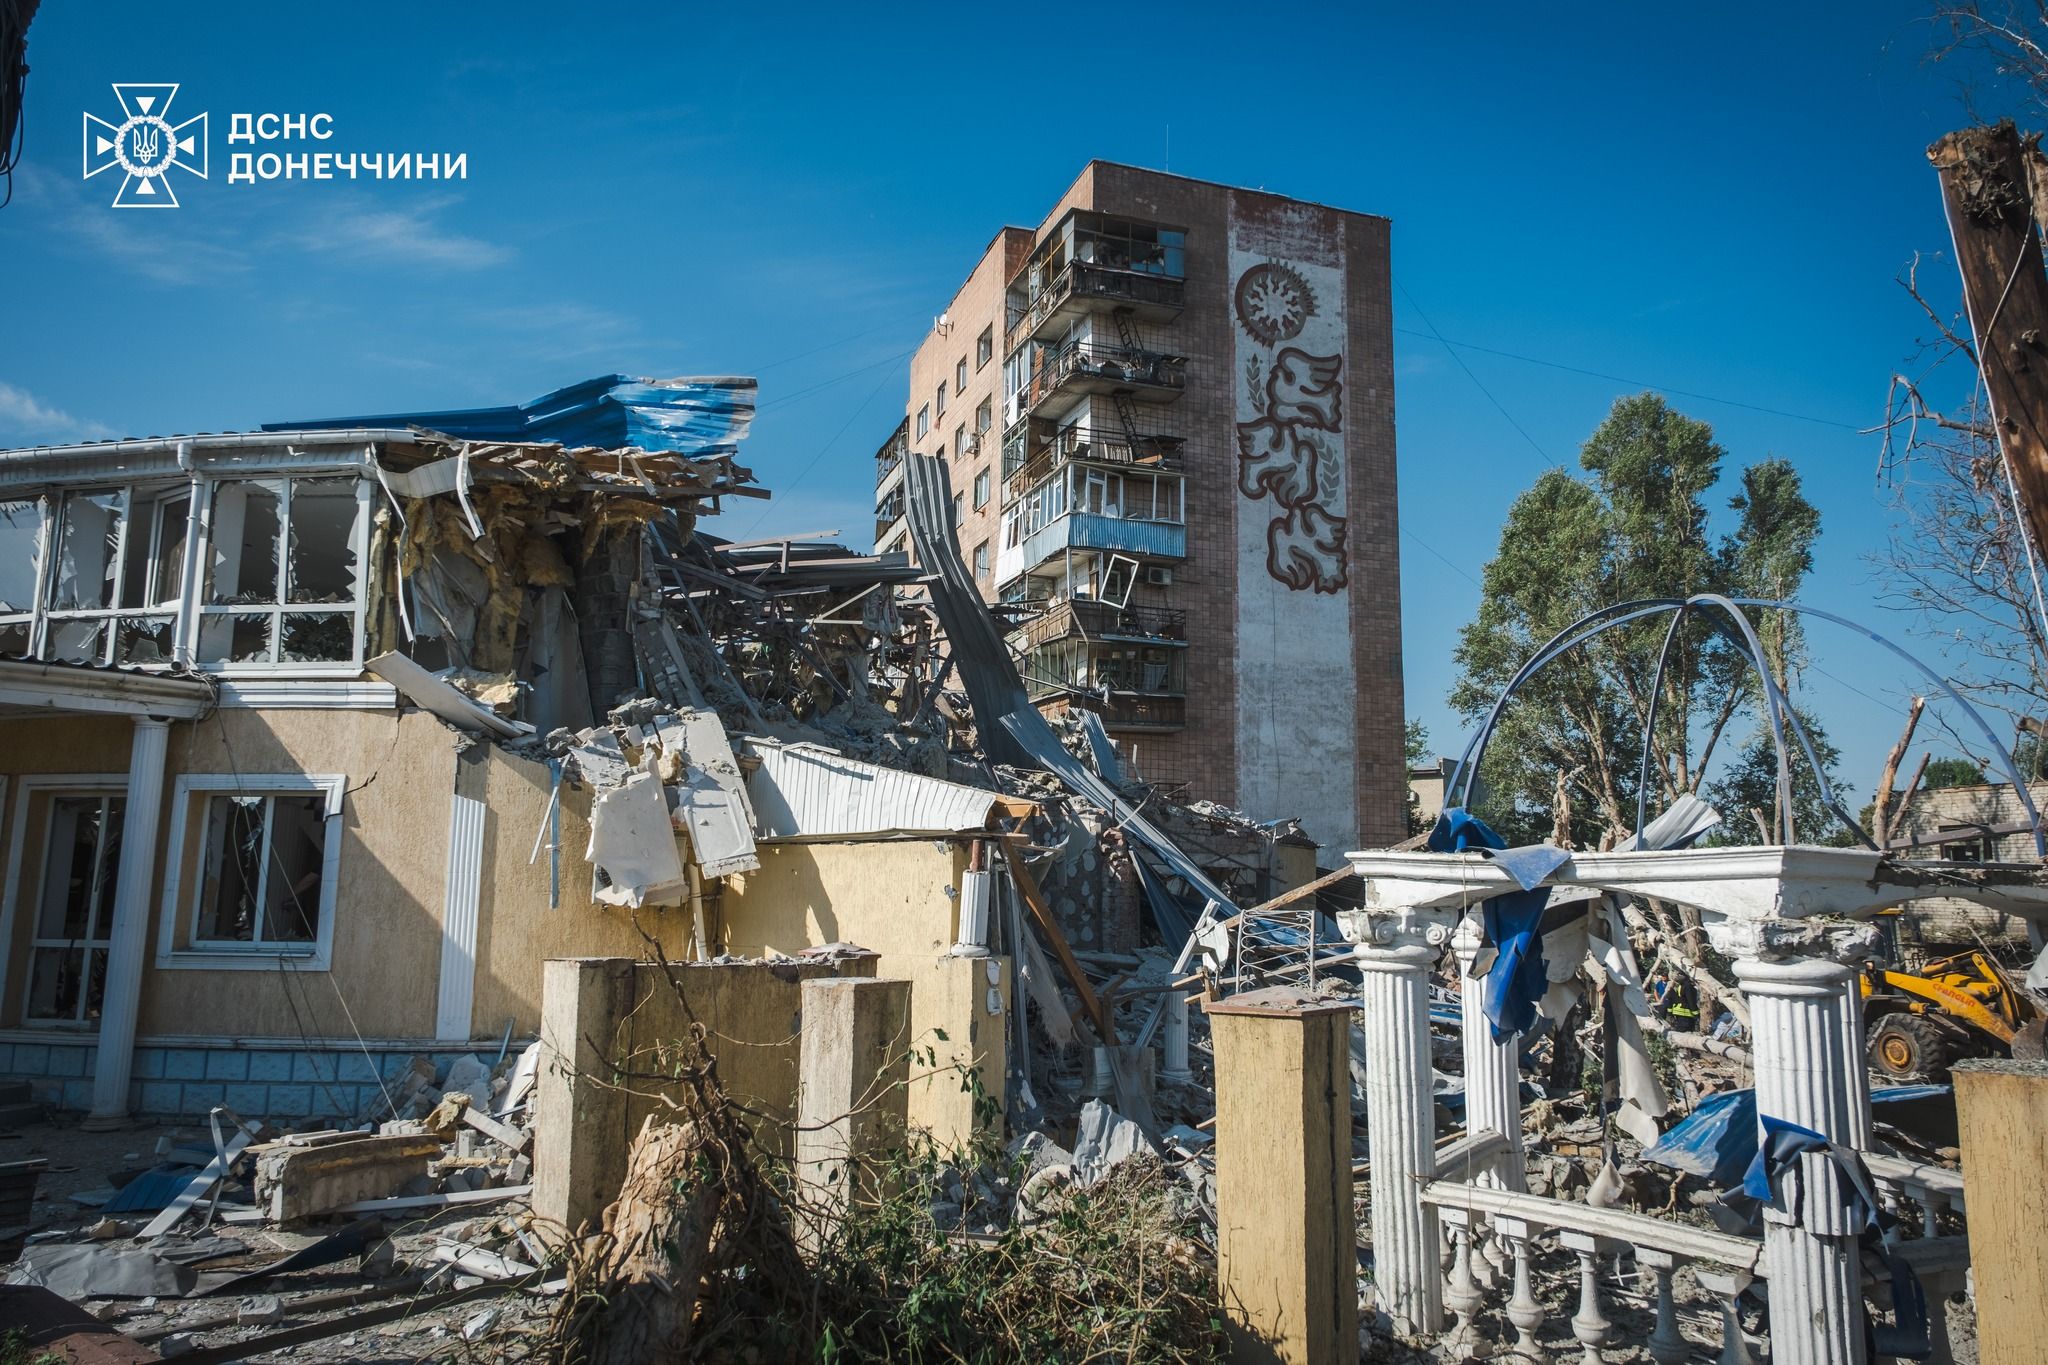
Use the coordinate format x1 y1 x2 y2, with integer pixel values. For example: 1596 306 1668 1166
532 957 635 1239
1450 913 1524 1189
1160 987 1194 1084
85 717 170 1130
1208 985 1357 1365
1953 1059 2048 1365
1733 955 1865 1365
795 975 911 1240
1354 920 1447 1335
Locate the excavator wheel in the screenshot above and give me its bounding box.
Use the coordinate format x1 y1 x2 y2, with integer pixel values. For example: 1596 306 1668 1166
1866 1014 1960 1081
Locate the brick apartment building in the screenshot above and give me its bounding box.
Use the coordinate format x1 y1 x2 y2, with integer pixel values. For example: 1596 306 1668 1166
874 162 1405 853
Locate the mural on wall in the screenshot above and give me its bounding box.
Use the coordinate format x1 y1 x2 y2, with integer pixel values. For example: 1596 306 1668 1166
1232 261 1348 593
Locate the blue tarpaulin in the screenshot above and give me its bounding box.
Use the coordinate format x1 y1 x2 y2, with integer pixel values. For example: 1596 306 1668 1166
1644 1086 1951 1190
267 374 758 457
1482 889 1550 1041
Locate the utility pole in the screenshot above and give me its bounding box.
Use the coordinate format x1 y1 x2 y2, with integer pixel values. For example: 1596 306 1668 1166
1931 122 2048 560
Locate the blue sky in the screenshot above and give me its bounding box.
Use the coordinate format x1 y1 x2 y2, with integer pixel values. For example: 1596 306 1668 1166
0 2 2024 804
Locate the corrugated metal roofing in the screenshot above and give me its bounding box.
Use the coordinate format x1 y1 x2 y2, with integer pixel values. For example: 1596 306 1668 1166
265 375 758 457
744 739 997 840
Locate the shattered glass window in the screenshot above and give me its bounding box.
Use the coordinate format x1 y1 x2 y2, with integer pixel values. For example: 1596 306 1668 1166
199 476 364 669
51 490 122 612
114 616 176 666
0 500 43 651
206 480 283 605
286 478 360 604
26 794 122 1024
279 613 353 663
196 613 273 665
193 791 327 947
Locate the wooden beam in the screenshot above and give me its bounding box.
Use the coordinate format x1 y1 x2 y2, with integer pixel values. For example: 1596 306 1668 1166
996 836 1115 1044
1932 124 2048 561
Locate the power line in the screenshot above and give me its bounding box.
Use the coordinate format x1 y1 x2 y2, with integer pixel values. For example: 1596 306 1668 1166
1393 326 1861 432
1402 527 1482 589
756 346 915 414
737 369 896 538
1397 283 1559 469
745 320 899 375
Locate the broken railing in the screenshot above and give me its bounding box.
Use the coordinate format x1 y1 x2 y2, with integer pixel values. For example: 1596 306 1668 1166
1338 845 2048 1365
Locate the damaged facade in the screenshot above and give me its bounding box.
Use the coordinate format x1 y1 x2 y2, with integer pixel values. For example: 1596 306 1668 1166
0 374 1316 1143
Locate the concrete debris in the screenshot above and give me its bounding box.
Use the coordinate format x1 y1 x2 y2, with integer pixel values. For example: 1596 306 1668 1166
254 1134 445 1223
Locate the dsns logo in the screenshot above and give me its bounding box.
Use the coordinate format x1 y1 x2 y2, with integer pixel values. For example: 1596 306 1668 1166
82 84 207 208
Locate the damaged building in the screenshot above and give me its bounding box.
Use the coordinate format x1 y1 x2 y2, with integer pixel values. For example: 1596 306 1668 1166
0 374 1316 1145
875 162 1409 853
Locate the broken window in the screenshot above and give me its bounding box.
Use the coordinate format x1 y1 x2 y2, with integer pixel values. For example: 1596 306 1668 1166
198 476 365 668
191 790 330 949
0 498 44 657
26 794 123 1025
976 399 993 434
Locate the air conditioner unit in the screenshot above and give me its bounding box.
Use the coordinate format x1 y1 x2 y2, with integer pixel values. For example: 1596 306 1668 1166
1143 566 1173 586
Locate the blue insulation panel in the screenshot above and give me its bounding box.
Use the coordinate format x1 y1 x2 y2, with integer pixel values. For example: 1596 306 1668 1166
266 375 758 457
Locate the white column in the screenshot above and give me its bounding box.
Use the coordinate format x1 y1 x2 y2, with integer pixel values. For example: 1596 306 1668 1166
1451 912 1525 1190
1734 955 1866 1365
1837 970 1874 1151
1355 915 1449 1335
85 717 170 1130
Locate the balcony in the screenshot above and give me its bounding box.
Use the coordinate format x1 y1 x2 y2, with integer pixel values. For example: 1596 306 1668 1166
874 425 908 486
1009 598 1189 653
1040 690 1187 731
1004 425 1189 493
1011 262 1187 349
874 487 905 539
999 511 1186 583
1020 342 1186 423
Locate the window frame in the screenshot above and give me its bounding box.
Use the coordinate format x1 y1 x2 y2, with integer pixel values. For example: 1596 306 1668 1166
19 785 127 1030
973 467 991 511
956 358 969 393
194 475 372 676
155 772 346 971
976 327 994 370
916 405 931 439
6 471 373 677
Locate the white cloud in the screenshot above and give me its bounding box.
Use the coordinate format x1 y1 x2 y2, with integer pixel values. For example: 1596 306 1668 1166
0 383 114 444
293 196 512 270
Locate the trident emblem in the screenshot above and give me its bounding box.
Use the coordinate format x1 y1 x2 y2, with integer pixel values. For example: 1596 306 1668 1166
83 84 208 208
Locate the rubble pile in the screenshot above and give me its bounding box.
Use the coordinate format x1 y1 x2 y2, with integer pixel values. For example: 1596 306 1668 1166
1 1045 551 1359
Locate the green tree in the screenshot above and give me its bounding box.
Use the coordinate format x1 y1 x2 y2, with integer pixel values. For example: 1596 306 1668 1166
1451 393 1841 846
1922 756 1989 789
1405 719 1431 835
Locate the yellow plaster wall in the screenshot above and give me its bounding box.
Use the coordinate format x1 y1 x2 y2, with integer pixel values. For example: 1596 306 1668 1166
719 839 1009 1145
0 707 453 1039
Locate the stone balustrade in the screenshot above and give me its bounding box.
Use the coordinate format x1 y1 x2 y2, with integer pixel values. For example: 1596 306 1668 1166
1334 843 2042 1365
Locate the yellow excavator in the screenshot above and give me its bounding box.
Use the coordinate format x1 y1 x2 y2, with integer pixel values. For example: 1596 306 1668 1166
1860 949 2045 1080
